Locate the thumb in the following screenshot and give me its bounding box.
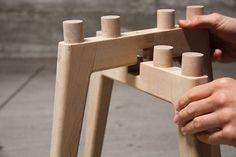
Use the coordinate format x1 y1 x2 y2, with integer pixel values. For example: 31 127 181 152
178 13 223 30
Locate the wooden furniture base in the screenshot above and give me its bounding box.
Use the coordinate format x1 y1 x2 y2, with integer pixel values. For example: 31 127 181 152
50 5 221 157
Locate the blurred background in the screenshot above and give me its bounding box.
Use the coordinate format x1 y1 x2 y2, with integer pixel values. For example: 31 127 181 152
0 0 236 157
0 0 236 58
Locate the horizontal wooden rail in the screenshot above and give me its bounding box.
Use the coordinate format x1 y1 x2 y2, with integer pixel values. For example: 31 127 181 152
59 27 209 72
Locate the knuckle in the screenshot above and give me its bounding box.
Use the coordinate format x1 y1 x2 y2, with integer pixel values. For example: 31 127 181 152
218 109 231 124
210 13 223 25
186 103 196 117
213 92 228 107
211 13 222 19
193 118 201 129
215 77 232 89
186 89 196 101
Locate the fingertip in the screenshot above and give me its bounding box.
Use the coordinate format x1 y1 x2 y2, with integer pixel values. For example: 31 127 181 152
178 19 192 28
212 49 223 61
175 102 181 111
176 97 187 111
174 112 179 124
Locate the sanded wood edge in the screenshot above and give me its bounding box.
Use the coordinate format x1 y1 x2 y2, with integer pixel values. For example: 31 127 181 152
102 62 208 103
58 28 209 72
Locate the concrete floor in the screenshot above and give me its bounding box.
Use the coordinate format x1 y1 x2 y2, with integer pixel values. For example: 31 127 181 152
0 59 236 157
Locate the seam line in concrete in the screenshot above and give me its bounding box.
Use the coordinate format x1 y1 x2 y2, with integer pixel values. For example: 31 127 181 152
0 66 45 111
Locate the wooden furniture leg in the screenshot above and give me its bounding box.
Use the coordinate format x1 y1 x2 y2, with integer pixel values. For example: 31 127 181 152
84 72 114 157
203 40 221 157
205 59 221 157
50 21 96 157
192 5 221 154
174 52 211 157
83 16 120 157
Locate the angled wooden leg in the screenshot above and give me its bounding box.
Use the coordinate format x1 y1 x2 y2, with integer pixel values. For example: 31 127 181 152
175 52 221 157
174 53 211 157
50 42 95 157
185 5 221 153
203 52 221 157
84 72 114 157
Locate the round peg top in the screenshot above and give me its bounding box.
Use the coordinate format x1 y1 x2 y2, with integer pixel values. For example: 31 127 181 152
101 15 120 20
181 52 204 77
63 20 84 43
153 45 173 68
157 9 175 29
101 15 121 38
186 5 204 20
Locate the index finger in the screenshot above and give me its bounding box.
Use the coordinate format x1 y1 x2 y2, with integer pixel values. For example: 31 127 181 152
176 81 216 111
178 13 224 30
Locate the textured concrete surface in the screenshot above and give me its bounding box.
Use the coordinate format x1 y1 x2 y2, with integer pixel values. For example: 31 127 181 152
0 0 236 58
0 59 236 157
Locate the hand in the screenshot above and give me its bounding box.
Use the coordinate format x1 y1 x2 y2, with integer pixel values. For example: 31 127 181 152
179 13 236 62
174 77 236 147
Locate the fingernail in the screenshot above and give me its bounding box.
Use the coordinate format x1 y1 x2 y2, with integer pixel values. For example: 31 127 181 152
177 99 185 110
174 114 179 124
174 102 180 111
176 104 181 112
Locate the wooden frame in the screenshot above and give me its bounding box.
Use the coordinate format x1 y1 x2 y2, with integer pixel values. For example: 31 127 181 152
50 6 221 157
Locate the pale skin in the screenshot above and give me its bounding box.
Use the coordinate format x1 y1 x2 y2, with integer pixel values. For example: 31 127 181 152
174 13 236 147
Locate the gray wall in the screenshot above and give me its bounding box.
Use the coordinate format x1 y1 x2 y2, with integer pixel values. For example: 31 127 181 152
0 0 236 58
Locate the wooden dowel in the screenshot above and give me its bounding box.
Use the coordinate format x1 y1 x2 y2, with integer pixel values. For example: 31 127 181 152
186 5 204 20
63 20 84 43
153 45 173 67
181 52 204 77
157 9 175 29
101 15 121 38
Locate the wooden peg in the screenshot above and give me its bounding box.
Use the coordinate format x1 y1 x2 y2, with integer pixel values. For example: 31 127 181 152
157 9 175 29
153 45 173 67
181 52 204 77
63 20 84 43
186 5 204 20
101 15 121 38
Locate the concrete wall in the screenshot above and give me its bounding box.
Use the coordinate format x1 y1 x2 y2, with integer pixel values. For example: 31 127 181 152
0 0 236 58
